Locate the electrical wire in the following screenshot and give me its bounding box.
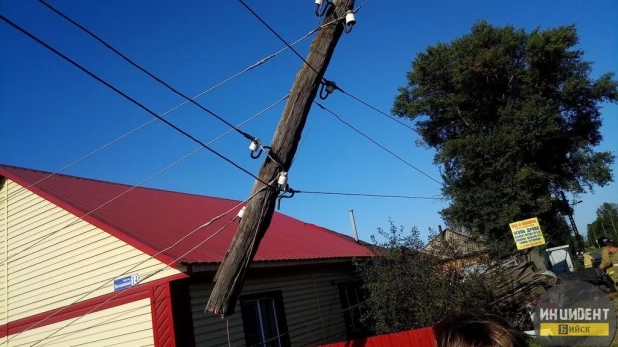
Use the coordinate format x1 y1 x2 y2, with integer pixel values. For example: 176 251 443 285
239 0 367 79
37 0 255 141
0 15 272 188
291 124 312 166
3 18 325 203
237 0 415 135
246 230 546 347
0 94 289 267
294 190 443 200
237 0 322 77
314 102 443 186
352 0 373 13
30 217 240 346
337 88 416 131
30 230 526 347
16 184 273 346
35 305 146 347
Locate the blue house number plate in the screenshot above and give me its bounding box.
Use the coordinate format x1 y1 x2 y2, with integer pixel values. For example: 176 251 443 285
113 273 140 291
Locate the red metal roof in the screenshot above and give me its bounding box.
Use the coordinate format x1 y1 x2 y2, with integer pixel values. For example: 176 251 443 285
0 165 373 265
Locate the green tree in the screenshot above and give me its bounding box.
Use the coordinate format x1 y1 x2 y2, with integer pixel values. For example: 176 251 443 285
354 221 494 334
393 21 617 243
586 224 598 247
588 202 618 243
355 220 551 335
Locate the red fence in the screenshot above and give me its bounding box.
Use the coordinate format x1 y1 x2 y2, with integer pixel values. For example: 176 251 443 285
319 327 436 347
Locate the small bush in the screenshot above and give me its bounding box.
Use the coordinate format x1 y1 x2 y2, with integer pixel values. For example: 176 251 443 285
355 219 535 335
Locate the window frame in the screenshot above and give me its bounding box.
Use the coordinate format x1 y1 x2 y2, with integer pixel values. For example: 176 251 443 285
239 290 291 347
336 280 367 339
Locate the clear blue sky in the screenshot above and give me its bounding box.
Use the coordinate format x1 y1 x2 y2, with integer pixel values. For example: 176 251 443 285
1 0 617 244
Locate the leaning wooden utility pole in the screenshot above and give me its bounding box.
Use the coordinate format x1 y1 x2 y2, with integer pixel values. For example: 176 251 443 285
206 0 355 317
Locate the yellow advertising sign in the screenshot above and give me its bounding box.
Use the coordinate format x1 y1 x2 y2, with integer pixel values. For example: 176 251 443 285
509 217 546 250
539 323 610 336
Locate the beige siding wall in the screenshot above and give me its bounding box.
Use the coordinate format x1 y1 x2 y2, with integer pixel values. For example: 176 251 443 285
0 179 180 323
0 298 154 347
190 268 355 347
1 179 8 327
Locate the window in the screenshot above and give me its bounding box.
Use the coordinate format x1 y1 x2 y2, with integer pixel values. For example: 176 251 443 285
337 281 366 339
240 291 290 347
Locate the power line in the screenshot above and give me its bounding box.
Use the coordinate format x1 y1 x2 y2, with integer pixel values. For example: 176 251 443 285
30 228 539 346
337 88 415 131
22 218 236 344
37 0 256 141
353 0 374 13
291 124 312 166
237 0 322 77
294 190 443 200
0 94 288 267
314 101 443 186
238 0 364 79
3 18 324 203
236 0 368 77
29 221 238 346
31 212 250 347
16 184 272 345
0 15 272 188
2 3 365 203
238 0 416 136
36 304 146 347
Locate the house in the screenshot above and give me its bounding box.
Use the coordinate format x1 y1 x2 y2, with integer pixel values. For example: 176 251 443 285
0 164 373 347
423 227 488 272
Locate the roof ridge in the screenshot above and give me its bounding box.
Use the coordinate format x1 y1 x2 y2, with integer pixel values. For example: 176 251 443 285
0 163 242 203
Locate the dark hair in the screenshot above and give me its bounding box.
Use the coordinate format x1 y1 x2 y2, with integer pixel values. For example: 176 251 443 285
607 241 618 248
433 312 528 347
598 236 610 247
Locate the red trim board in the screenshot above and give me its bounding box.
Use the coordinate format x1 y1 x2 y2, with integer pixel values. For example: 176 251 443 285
150 282 176 347
0 274 187 339
0 168 179 267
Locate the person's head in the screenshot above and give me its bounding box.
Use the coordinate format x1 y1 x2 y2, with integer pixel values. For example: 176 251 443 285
599 236 610 248
433 311 528 347
607 241 618 254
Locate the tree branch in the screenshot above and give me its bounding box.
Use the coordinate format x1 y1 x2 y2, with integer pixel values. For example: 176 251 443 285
457 107 476 131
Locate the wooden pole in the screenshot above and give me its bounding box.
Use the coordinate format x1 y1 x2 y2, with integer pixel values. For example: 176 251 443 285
205 0 354 317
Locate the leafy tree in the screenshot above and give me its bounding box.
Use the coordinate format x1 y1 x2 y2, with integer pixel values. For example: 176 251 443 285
354 221 493 334
587 202 618 243
392 21 617 243
354 220 546 335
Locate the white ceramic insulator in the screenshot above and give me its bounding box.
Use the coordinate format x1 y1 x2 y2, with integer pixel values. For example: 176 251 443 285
278 172 288 186
237 206 246 219
249 140 259 151
345 11 356 26
315 0 323 5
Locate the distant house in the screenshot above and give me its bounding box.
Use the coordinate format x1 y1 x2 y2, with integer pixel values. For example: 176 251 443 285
0 165 373 347
423 227 488 272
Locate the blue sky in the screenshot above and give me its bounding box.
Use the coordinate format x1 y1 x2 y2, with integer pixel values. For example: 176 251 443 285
1 0 617 245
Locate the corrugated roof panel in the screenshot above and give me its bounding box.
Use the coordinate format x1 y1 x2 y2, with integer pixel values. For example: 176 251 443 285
0 165 373 264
